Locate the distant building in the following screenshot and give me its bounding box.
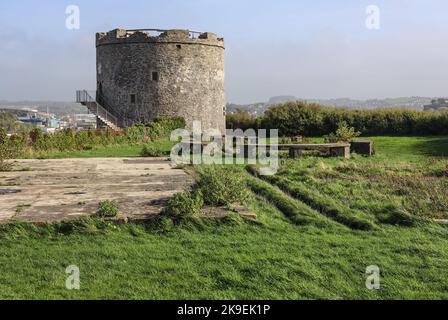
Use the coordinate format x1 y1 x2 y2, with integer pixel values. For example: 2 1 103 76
74 114 97 130
58 120 69 129
17 111 61 130
17 112 46 127
424 98 448 111
46 117 59 129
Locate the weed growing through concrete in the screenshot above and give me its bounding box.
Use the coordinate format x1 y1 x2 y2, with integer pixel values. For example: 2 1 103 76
97 200 120 218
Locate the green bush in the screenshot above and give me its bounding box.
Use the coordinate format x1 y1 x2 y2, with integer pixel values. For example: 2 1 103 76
3 117 184 157
126 124 150 144
97 200 120 218
147 117 186 140
141 144 169 157
260 101 448 136
0 134 22 171
226 110 259 130
196 165 251 207
0 128 6 145
74 130 94 150
161 166 251 222
161 191 204 220
324 121 361 143
261 102 324 136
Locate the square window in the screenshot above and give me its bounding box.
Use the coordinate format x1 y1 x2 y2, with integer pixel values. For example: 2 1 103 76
130 94 136 104
152 71 159 82
176 44 182 49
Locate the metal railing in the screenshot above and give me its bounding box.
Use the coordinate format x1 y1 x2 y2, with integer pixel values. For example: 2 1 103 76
76 90 119 129
125 28 203 39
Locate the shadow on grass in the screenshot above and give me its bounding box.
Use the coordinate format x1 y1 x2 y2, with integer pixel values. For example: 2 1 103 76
413 137 448 157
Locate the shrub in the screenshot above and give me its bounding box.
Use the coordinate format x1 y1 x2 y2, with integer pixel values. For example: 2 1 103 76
141 144 169 157
324 121 361 143
29 128 42 144
0 142 17 171
262 101 324 136
4 116 186 157
0 128 6 145
0 135 21 171
0 144 15 171
75 130 94 150
147 117 186 140
161 191 204 220
261 101 448 136
226 109 259 130
160 166 251 223
126 124 149 144
96 200 120 218
196 165 251 207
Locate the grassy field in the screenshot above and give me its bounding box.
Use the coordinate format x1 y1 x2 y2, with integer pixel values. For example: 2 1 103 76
20 140 176 159
285 136 448 220
0 136 447 299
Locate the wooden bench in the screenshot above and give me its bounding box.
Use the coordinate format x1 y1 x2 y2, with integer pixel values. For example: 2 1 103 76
278 143 351 159
178 142 351 159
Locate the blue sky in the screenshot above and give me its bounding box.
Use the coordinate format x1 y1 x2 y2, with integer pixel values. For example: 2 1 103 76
1 0 447 103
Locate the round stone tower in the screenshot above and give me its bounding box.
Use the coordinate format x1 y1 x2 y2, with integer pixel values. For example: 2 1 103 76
95 28 226 132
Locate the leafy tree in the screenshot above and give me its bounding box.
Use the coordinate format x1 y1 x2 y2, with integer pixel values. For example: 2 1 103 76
226 109 259 130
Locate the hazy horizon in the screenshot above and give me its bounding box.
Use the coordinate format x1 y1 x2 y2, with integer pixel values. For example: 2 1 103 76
1 0 447 104
0 95 437 105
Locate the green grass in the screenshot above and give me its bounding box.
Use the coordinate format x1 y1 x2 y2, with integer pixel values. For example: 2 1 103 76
276 136 448 220
0 136 448 299
247 166 376 230
1 201 448 299
21 140 177 159
369 136 448 160
305 135 448 160
246 174 334 227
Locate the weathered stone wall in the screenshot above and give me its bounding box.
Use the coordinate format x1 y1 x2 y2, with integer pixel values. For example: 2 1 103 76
96 29 226 132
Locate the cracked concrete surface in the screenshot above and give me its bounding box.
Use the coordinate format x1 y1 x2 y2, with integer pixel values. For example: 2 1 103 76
0 158 193 224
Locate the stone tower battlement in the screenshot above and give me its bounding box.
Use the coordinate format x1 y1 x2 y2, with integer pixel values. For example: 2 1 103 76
95 28 226 131
96 28 225 49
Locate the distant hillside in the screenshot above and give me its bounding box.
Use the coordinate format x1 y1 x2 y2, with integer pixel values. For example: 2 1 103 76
267 96 299 105
227 96 433 116
0 108 25 116
0 109 29 132
0 101 87 116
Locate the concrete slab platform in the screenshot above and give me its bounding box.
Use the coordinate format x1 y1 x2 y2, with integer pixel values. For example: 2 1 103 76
0 157 194 224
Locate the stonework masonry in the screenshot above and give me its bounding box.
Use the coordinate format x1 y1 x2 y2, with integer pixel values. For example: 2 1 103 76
96 28 226 132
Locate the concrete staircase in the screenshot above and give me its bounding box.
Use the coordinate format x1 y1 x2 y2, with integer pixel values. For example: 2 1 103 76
76 90 121 131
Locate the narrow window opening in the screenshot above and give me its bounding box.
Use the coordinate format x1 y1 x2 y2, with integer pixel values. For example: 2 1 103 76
152 72 159 82
130 94 136 104
176 44 182 49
